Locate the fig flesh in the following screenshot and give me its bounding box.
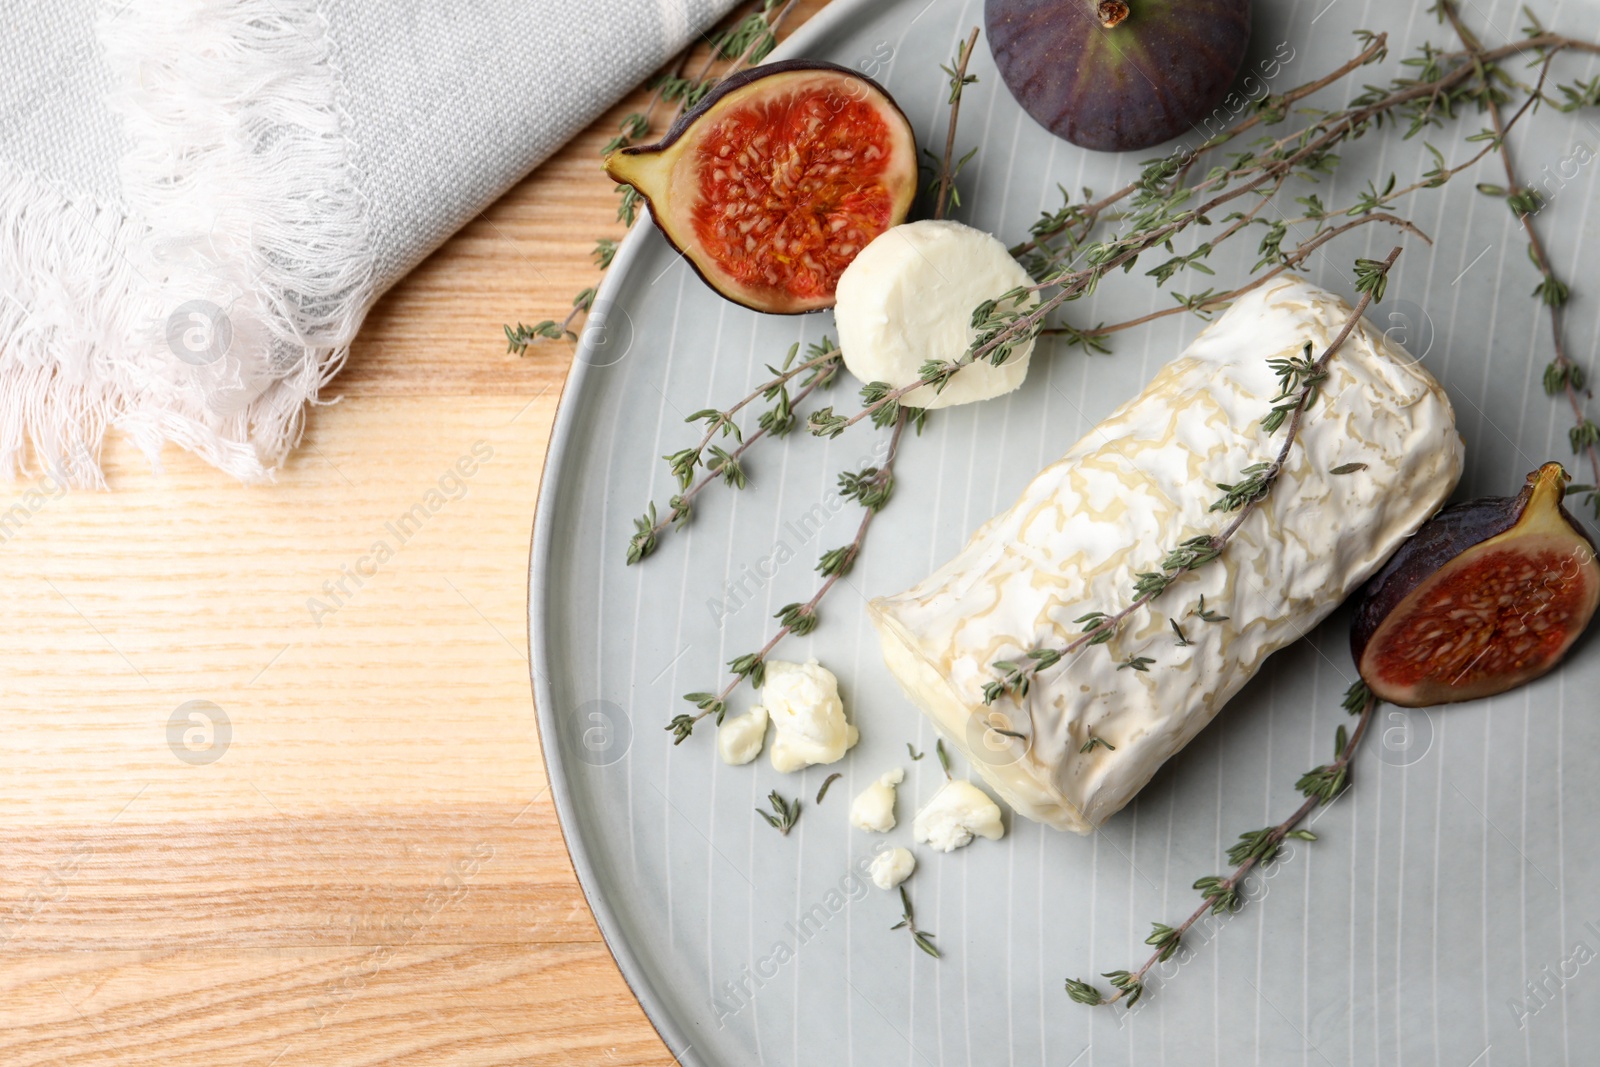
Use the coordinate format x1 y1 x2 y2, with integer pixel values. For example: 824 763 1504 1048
604 61 917 314
1351 463 1600 707
985 0 1252 152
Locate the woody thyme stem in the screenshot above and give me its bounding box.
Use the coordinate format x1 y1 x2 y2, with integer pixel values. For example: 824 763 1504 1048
1051 214 1425 340
830 28 1600 434
671 0 802 123
647 374 830 540
1010 31 1391 261
669 414 907 739
934 27 982 221
1049 80 1565 342
1089 689 1378 1007
1440 0 1600 501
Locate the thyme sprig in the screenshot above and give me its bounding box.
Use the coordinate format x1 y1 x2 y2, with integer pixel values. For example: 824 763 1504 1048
667 0 799 125
627 340 844 564
891 884 941 958
983 248 1401 706
504 285 596 351
630 24 985 572
756 789 801 835
1069 680 1379 1008
816 23 1600 435
601 51 688 158
667 415 908 743
806 25 984 436
1041 212 1427 344
931 27 981 218
1439 0 1600 519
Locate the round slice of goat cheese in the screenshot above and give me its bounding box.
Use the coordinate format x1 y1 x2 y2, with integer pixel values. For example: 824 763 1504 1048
834 220 1039 410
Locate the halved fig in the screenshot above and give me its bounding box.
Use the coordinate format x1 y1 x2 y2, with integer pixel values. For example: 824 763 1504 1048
985 0 1252 152
1351 463 1600 707
604 61 917 314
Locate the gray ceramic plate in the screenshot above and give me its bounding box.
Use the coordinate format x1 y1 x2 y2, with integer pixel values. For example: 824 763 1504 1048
530 1 1600 1062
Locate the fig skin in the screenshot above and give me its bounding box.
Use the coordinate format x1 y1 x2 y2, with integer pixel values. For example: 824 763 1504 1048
985 0 1252 153
1351 463 1600 707
604 61 918 315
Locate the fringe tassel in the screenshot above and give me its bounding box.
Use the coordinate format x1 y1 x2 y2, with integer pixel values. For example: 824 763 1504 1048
0 0 372 485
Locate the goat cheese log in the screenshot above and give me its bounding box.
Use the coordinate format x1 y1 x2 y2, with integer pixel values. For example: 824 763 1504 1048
867 276 1463 833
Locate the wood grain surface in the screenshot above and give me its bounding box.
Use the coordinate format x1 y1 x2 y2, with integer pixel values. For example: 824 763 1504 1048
1 4 827 1063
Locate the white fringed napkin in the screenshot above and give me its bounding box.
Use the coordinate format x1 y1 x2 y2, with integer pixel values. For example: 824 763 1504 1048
0 0 734 484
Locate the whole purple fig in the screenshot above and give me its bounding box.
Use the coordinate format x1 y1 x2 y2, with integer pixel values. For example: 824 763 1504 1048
985 0 1253 152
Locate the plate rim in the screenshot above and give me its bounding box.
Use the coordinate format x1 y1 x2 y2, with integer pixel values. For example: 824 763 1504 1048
527 1 888 1061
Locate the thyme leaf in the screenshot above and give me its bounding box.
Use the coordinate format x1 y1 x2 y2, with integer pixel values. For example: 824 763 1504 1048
893 885 941 959
756 789 800 836
815 773 842 805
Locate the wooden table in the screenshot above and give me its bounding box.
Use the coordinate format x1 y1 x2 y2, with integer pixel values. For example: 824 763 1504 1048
0 6 828 1062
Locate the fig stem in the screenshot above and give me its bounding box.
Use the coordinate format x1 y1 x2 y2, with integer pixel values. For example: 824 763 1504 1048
1094 0 1129 29
1092 689 1379 1007
1440 0 1600 501
933 27 983 221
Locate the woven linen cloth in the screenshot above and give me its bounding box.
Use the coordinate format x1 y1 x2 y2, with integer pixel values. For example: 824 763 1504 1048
0 0 735 484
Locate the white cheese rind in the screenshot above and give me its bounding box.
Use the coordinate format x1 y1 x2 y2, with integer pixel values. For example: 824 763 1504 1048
869 276 1463 834
834 220 1038 409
